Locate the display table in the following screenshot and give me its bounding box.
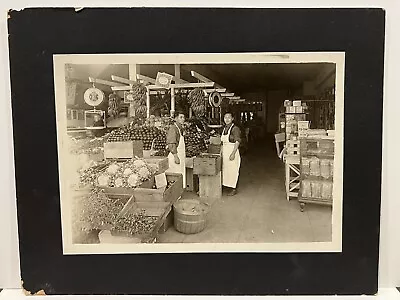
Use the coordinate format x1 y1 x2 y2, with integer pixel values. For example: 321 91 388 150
284 154 301 201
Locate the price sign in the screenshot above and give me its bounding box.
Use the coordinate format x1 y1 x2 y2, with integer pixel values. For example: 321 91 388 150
124 91 136 104
155 72 173 88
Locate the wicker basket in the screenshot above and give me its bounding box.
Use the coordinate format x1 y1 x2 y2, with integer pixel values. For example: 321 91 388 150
173 200 210 234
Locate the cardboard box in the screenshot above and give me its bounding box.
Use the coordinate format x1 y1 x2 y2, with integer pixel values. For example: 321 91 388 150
298 121 310 138
293 100 302 107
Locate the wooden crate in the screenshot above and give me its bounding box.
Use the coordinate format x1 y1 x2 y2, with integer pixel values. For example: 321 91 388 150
208 144 222 154
193 153 222 176
104 173 183 202
98 197 172 243
199 170 222 199
159 209 174 233
104 141 143 159
139 176 155 189
144 157 169 174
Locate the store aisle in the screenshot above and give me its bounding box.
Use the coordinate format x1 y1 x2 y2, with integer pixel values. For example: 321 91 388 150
158 137 332 244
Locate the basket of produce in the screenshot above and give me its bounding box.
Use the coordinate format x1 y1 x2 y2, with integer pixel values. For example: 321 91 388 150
173 199 210 234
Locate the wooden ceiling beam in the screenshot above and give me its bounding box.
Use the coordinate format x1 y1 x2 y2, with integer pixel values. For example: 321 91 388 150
190 71 224 89
111 75 136 85
88 77 125 87
111 81 215 91
137 74 156 84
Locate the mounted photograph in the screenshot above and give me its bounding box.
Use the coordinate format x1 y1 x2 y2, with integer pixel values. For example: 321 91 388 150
53 52 344 254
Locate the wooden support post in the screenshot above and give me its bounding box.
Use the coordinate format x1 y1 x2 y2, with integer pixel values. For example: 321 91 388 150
172 64 180 117
174 64 181 81
146 86 150 118
171 87 175 117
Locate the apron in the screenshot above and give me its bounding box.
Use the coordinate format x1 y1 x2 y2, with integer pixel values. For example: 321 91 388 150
167 124 186 189
222 124 241 188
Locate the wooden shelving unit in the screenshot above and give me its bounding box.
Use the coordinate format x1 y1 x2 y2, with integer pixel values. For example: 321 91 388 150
298 137 334 212
283 103 307 201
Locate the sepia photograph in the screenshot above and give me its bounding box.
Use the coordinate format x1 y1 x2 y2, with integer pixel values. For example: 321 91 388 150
53 52 344 254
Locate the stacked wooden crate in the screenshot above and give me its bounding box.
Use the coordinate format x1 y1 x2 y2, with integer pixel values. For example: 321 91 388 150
194 153 222 199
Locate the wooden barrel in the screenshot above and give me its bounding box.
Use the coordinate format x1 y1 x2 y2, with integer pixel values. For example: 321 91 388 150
173 200 210 234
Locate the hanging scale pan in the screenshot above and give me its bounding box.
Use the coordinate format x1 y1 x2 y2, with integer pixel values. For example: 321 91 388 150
209 91 222 107
84 87 105 107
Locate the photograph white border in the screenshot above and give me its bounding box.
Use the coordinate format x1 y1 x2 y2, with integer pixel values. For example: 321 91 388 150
53 52 345 255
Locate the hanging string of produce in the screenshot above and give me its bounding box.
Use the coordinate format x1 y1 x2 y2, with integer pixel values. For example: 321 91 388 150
123 82 148 118
107 92 121 119
188 88 207 117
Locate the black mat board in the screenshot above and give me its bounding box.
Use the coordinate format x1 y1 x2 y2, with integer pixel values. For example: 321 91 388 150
7 8 385 295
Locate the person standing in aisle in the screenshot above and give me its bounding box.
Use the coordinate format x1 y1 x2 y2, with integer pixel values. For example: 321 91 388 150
221 112 241 196
166 111 186 189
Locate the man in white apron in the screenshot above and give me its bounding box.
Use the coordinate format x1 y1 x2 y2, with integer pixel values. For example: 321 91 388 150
221 112 241 196
166 112 186 189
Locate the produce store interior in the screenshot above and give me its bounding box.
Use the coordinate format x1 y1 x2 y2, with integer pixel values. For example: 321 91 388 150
66 62 336 245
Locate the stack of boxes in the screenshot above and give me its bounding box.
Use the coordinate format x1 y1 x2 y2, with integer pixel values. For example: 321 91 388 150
284 100 308 156
284 100 307 114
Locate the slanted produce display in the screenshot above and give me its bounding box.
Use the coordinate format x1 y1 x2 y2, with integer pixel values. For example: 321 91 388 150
107 125 165 150
184 117 211 158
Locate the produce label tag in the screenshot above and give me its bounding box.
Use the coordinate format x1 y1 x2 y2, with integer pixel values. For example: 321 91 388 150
155 172 168 188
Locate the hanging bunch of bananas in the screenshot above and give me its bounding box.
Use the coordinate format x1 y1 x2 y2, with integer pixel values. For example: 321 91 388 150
130 82 147 105
107 92 121 119
188 88 206 117
135 104 147 117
